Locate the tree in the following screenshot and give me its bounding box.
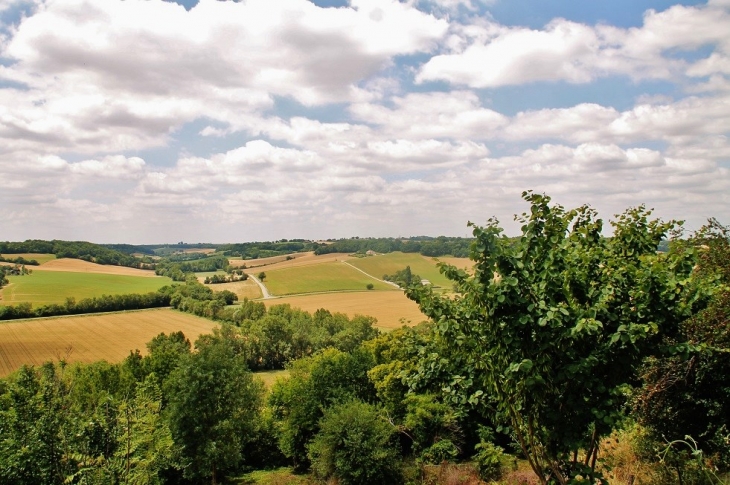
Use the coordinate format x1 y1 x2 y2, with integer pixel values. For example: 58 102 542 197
257 271 266 282
307 400 401 485
633 218 730 470
407 192 707 485
164 326 264 484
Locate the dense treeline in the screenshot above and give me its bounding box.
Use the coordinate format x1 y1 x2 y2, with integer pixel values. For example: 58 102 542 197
154 255 230 281
0 291 172 320
0 255 39 265
0 239 147 268
218 239 317 259
314 236 473 257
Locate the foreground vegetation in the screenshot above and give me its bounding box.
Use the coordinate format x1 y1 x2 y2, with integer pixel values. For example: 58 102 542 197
0 194 728 485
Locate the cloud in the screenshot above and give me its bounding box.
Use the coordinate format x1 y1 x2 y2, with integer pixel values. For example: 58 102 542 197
416 3 730 87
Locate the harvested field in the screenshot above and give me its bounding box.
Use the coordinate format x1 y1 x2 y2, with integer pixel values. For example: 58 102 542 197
263 261 392 295
203 278 262 300
34 258 158 277
434 256 473 271
0 253 56 265
0 308 217 376
240 252 352 272
1 271 172 306
264 291 427 330
229 253 298 268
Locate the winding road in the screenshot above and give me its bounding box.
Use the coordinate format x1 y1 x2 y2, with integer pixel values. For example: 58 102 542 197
249 274 275 299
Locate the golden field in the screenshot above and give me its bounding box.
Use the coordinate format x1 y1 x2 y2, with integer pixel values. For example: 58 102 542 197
0 308 216 376
263 291 427 330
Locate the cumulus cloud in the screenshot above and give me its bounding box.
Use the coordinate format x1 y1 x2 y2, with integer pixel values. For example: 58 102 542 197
417 3 730 87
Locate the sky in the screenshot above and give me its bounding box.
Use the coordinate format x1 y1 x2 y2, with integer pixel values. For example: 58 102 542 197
0 0 728 244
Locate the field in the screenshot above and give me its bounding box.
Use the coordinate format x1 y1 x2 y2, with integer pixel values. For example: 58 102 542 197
1 271 172 306
264 291 426 330
34 258 158 276
262 261 394 295
0 253 56 265
254 369 290 389
205 279 262 300
347 252 470 287
0 308 217 376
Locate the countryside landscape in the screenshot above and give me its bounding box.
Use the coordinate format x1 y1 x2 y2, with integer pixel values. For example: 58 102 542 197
1 195 729 485
2 0 729 484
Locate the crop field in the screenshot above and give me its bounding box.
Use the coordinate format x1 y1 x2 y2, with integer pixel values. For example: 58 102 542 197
241 252 352 272
347 252 467 287
34 258 158 277
205 279 262 300
264 291 427 330
0 308 217 376
254 369 290 389
0 253 57 265
1 271 172 306
263 261 393 295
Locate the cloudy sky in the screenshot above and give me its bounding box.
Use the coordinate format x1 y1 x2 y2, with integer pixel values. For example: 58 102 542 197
1 0 728 244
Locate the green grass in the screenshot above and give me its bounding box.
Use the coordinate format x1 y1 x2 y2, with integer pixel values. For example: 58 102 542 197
264 262 394 295
347 252 456 287
0 253 56 265
235 468 313 484
254 369 290 389
1 271 173 306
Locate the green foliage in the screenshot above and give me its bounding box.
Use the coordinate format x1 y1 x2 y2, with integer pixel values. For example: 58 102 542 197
314 236 472 257
115 375 177 485
307 400 401 485
0 239 145 267
366 283 374 290
634 219 730 471
402 394 461 460
269 347 376 469
164 326 265 483
383 265 422 288
407 192 708 485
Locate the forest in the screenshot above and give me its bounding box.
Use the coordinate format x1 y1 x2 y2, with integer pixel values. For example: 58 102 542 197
1 194 729 485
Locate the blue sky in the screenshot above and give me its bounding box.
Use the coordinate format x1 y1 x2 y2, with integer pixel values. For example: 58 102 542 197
0 0 728 243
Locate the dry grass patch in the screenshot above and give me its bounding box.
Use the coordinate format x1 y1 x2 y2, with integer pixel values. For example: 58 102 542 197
264 291 427 330
0 308 216 376
34 258 158 277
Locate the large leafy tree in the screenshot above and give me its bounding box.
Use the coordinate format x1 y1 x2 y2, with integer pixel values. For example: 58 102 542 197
164 326 264 484
407 192 707 484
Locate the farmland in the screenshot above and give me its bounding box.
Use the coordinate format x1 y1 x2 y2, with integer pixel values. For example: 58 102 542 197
262 260 394 295
1 270 172 306
347 251 470 287
263 291 426 330
0 308 216 376
0 253 56 265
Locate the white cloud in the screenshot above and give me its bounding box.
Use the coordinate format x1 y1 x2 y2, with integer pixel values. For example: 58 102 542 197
417 3 730 87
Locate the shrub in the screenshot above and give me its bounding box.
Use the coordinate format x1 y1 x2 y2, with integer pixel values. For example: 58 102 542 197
307 400 401 485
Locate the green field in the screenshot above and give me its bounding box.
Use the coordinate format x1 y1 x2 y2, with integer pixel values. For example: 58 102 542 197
1 271 173 306
0 253 56 265
254 369 290 389
347 252 457 287
264 262 394 295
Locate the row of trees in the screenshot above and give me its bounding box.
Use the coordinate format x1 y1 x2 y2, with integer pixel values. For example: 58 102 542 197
0 240 148 268
154 255 230 281
314 236 473 258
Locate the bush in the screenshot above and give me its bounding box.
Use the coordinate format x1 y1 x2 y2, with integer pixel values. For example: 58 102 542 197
366 283 374 290
307 400 401 485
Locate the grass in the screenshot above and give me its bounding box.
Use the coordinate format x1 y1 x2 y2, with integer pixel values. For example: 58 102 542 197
0 308 217 376
234 468 313 484
347 252 468 287
264 291 426 330
0 253 56 265
206 279 262 300
263 261 394 295
1 271 172 306
254 369 290 389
